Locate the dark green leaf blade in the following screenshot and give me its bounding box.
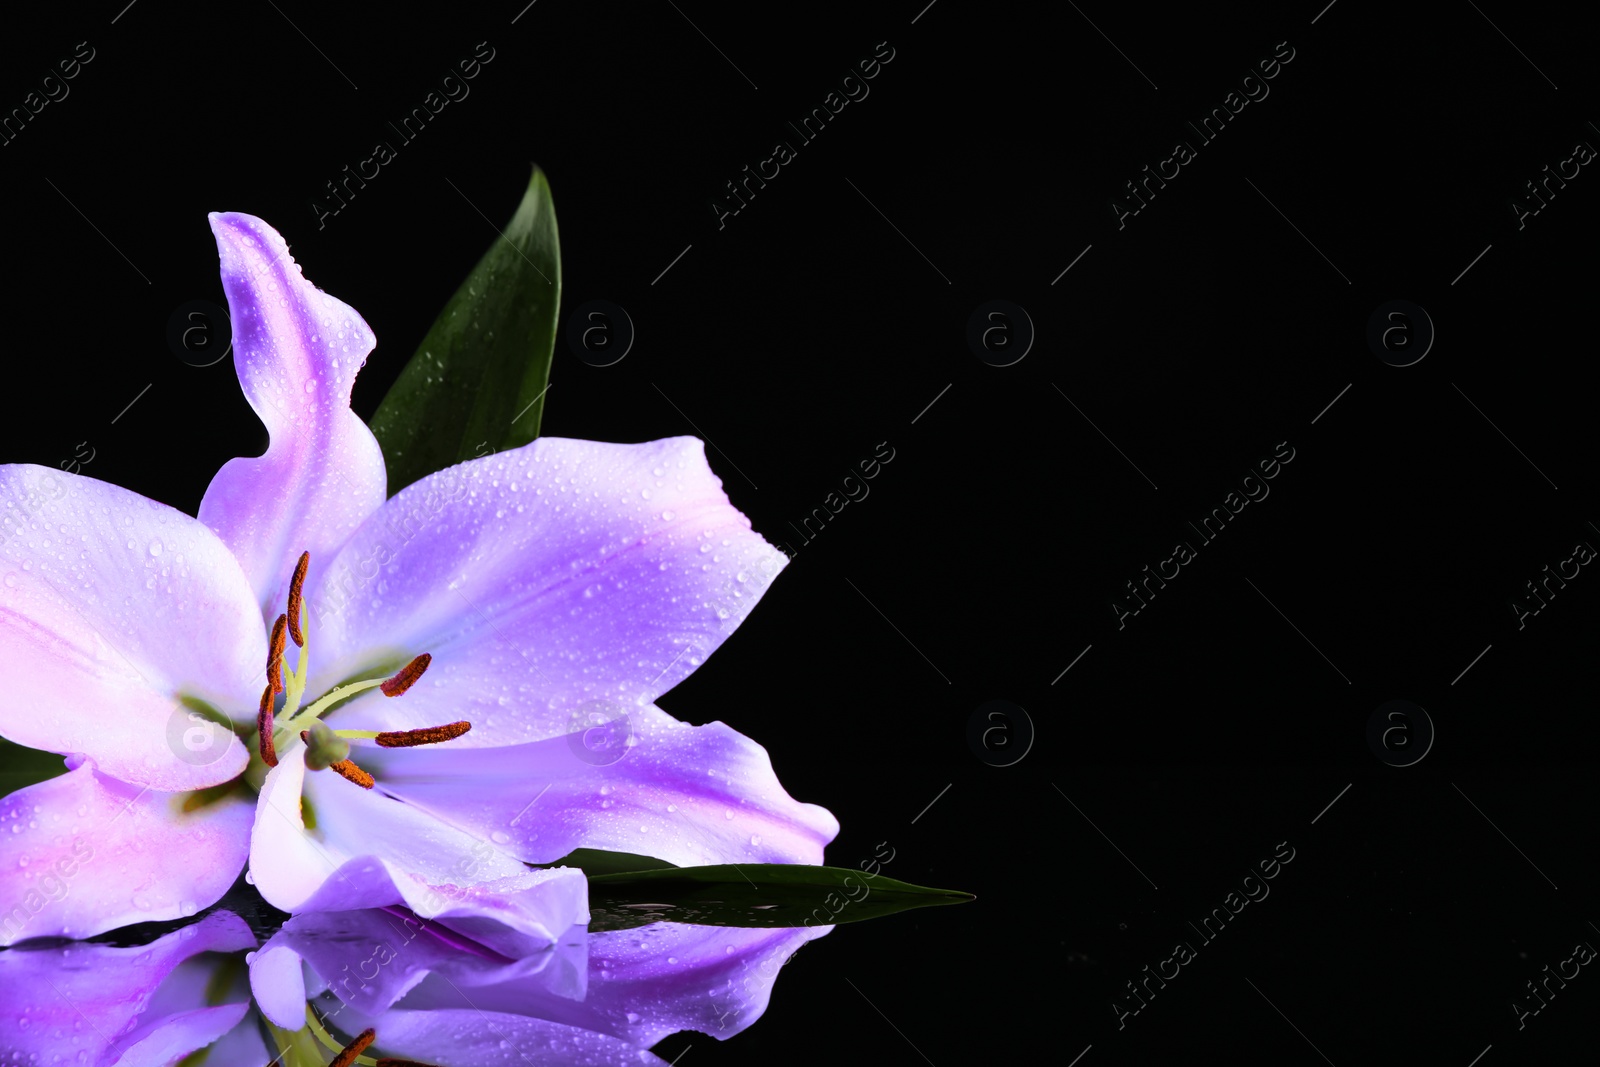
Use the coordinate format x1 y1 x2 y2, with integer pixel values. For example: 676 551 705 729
370 166 561 494
585 864 974 932
0 739 66 798
539 848 679 877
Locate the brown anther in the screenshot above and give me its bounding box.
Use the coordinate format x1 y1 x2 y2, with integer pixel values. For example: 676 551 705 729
256 684 278 767
267 614 288 693
328 1028 375 1067
375 721 472 748
380 653 432 697
287 551 309 647
329 758 375 789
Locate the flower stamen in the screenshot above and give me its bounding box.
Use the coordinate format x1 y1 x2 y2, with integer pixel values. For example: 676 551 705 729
267 613 288 694
287 550 309 647
328 1028 375 1067
374 721 472 747
257 684 278 767
328 757 376 790
246 552 452 791
380 653 432 697
305 1004 441 1067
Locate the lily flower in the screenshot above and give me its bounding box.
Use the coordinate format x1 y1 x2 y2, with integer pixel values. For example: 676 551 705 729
0 211 837 945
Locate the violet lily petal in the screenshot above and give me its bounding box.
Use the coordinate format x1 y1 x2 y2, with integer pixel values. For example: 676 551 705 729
115 933 254 1065
363 704 837 866
585 921 830 1044
250 747 588 950
247 941 307 1029
0 464 266 788
254 909 586 1024
317 1006 669 1066
115 1002 251 1067
0 761 253 945
199 212 387 619
0 910 252 1062
396 921 830 1047
192 1009 274 1065
303 436 788 746
132 952 246 1027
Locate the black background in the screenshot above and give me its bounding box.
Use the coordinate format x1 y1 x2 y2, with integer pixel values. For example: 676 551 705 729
2 1 1599 1063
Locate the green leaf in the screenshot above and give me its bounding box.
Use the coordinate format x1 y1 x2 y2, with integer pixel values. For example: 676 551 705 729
370 166 561 494
539 848 680 877
0 739 66 798
584 864 974 932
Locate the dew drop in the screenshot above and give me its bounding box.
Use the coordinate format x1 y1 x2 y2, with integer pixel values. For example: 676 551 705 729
490 830 511 844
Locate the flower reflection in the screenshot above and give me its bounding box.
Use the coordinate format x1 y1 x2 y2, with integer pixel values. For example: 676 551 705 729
0 907 829 1065
0 910 255 1065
